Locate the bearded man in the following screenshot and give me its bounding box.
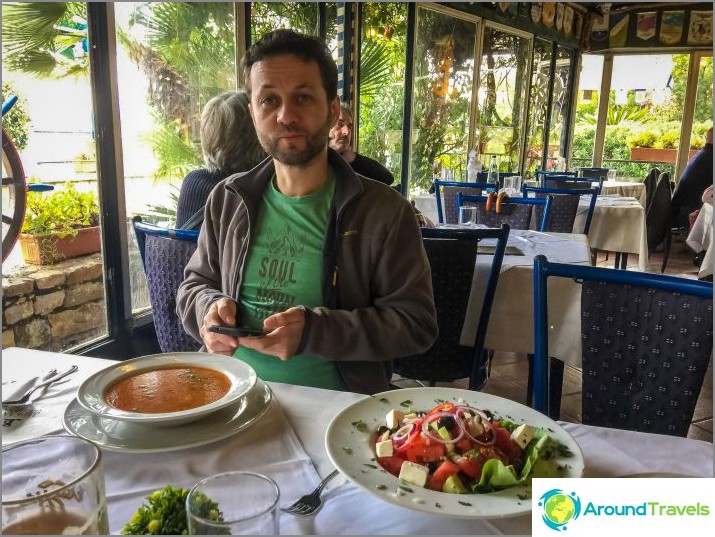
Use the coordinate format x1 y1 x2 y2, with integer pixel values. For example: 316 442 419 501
177 30 437 394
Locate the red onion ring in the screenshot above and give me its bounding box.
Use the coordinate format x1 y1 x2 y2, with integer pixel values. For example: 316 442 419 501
456 407 496 446
421 411 465 444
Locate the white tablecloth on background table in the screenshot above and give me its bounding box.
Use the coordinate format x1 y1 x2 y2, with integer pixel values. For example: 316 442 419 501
575 196 648 271
601 181 647 207
2 348 712 535
686 202 713 279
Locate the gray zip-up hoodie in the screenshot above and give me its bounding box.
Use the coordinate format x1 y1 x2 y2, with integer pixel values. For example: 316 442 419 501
176 149 438 394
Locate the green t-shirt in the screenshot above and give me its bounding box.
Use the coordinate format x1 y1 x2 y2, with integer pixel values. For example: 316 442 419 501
234 174 347 390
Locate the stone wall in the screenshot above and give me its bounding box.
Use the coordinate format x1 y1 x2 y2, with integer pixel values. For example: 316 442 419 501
2 254 107 352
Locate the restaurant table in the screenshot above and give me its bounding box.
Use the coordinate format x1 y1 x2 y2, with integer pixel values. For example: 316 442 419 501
2 347 713 535
600 180 647 207
686 202 713 279
574 195 648 271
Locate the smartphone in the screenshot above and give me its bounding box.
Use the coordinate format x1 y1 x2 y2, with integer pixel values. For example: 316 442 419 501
208 325 268 338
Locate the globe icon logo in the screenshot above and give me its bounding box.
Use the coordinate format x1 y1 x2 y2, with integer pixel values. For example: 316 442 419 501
538 489 581 531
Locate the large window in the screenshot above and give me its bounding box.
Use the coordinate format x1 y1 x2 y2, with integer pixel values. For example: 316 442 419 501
546 46 575 170
477 25 531 174
571 54 603 171
251 3 320 41
524 39 554 178
410 6 479 192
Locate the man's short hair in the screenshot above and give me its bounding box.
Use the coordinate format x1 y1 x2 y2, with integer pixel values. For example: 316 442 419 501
201 90 266 173
244 29 338 101
339 103 353 121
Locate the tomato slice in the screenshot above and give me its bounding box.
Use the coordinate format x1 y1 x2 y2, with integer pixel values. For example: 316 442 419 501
377 456 407 477
454 437 473 453
429 460 460 491
427 402 456 415
405 443 445 465
457 455 483 480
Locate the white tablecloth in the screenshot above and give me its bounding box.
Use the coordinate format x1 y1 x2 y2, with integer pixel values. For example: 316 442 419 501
686 202 713 279
2 348 713 535
459 229 590 367
575 196 648 271
601 181 647 207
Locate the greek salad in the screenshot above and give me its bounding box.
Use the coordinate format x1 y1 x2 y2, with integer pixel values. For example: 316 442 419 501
371 401 554 494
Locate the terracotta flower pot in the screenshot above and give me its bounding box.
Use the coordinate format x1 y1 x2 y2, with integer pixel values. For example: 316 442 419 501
19 226 101 265
630 147 699 164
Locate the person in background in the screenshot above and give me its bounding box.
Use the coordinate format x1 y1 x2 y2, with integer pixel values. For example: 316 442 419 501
328 103 395 186
671 126 713 229
175 90 266 229
176 29 437 394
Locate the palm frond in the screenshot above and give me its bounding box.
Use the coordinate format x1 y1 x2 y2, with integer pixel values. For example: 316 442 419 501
360 40 394 99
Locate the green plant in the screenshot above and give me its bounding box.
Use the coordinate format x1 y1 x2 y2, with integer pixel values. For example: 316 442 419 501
627 131 658 149
22 183 99 237
655 131 680 150
1 81 32 150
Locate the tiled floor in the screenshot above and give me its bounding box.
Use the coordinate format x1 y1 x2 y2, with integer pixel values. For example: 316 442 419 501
392 238 713 442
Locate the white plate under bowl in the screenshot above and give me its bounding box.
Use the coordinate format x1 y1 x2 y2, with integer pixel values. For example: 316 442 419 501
64 379 271 453
325 387 585 520
76 352 256 426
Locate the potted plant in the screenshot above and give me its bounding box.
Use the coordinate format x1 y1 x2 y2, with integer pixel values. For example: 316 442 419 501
628 129 699 163
19 183 101 265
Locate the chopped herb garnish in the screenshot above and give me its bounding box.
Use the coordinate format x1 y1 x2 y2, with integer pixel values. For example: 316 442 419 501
351 420 368 432
399 400 413 408
435 502 442 508
342 446 353 454
379 397 390 404
363 463 378 469
398 484 414 493
376 484 387 490
517 493 529 501
458 501 473 507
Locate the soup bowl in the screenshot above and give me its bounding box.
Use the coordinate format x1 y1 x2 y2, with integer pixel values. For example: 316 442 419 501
76 353 257 427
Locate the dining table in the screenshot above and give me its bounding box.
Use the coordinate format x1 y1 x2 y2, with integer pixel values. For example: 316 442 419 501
686 201 713 280
574 195 648 271
2 347 713 535
599 180 647 207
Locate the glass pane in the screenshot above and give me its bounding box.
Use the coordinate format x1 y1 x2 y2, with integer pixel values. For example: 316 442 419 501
357 3 407 188
605 54 685 181
545 46 574 171
524 39 553 179
411 6 477 192
251 3 319 41
477 25 531 173
2 2 108 351
687 55 713 167
115 2 237 314
571 54 603 171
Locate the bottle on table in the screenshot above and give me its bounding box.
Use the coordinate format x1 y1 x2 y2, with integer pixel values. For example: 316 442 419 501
486 155 499 190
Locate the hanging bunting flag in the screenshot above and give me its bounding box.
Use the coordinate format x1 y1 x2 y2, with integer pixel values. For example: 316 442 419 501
610 14 629 48
591 11 609 44
687 11 713 45
531 2 543 25
542 2 556 27
564 7 574 35
556 4 565 32
660 11 684 45
636 12 657 41
574 12 583 39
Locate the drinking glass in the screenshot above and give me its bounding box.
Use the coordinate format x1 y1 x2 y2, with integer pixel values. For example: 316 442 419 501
502 175 523 194
2 435 109 535
458 206 477 227
187 471 279 535
607 169 617 181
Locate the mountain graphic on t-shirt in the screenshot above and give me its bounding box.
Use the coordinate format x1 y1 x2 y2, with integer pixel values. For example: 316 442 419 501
267 224 305 259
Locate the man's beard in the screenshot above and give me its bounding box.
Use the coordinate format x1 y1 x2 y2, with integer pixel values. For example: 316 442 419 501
261 113 332 167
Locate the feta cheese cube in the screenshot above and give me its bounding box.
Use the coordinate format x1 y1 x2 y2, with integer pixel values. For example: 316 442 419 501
398 461 429 488
511 423 535 449
386 409 404 429
375 439 393 458
466 416 484 437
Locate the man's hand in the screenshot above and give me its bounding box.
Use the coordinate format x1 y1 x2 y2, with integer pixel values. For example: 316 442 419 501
200 298 239 355
237 307 305 361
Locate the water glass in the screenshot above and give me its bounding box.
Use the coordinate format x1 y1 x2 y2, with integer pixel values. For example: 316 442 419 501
458 206 477 227
607 169 617 181
502 175 523 194
187 471 279 535
2 435 109 535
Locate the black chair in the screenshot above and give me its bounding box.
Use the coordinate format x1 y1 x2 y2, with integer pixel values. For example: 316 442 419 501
133 217 201 353
393 225 510 390
532 255 713 436
534 170 577 181
544 175 604 193
646 172 675 272
457 193 553 232
523 186 599 234
642 167 660 213
578 167 609 184
434 180 495 224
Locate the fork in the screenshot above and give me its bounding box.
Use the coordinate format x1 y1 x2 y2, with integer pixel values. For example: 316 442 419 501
281 469 339 516
2 365 78 406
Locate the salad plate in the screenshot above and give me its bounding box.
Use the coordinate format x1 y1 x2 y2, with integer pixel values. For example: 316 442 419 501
76 352 256 426
63 379 271 453
325 388 584 519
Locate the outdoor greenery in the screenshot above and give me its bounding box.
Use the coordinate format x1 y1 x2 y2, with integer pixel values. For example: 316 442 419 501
1 81 32 150
22 183 99 238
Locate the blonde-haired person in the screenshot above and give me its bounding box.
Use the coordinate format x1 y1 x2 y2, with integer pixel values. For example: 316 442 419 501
176 90 267 229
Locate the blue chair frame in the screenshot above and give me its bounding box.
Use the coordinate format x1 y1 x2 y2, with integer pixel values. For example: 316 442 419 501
579 167 610 181
523 185 599 235
532 255 713 425
394 225 510 389
543 175 604 194
133 219 200 269
456 193 553 232
534 170 577 180
434 180 497 224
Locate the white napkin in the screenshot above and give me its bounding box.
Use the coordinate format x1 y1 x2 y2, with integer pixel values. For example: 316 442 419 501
104 397 322 535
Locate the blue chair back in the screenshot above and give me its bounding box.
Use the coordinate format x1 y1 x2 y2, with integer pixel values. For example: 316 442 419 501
534 170 577 180
393 225 510 389
544 175 603 194
133 217 201 353
457 193 553 232
434 180 496 224
532 256 713 436
523 186 599 235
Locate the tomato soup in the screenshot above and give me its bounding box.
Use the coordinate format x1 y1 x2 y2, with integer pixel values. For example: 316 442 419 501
104 366 231 413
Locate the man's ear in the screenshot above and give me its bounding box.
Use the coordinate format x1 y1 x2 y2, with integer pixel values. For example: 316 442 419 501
330 97 340 125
